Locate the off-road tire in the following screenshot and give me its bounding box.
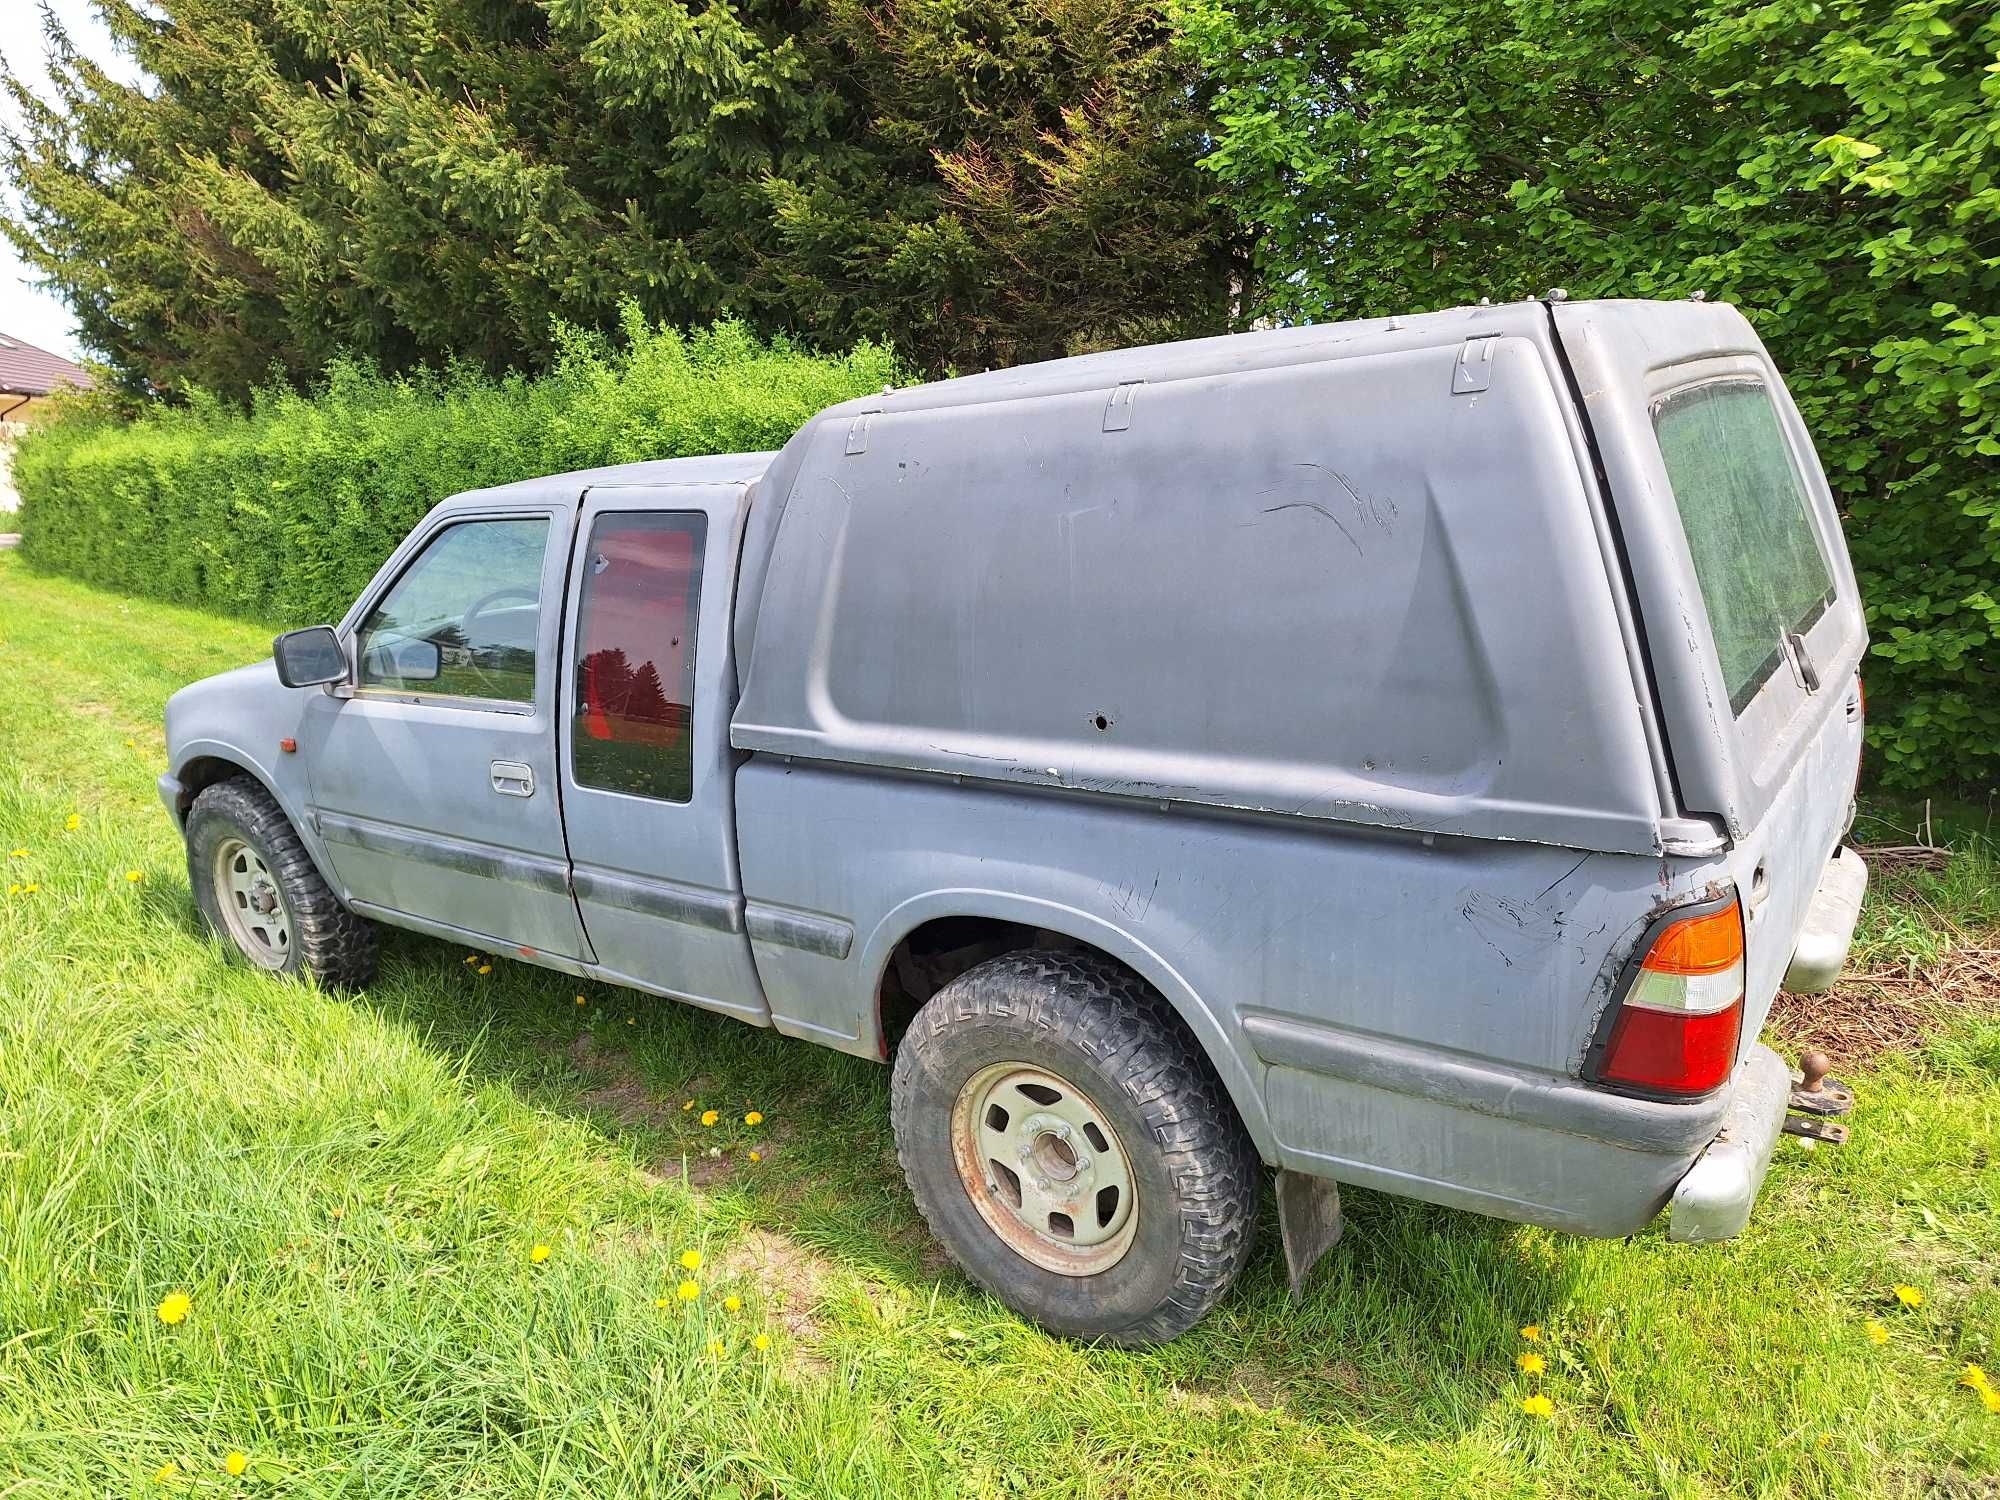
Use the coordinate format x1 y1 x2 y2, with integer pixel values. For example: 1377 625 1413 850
891 949 1260 1344
186 776 377 989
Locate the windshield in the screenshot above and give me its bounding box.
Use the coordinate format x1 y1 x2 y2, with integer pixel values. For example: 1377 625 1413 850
1654 380 1835 714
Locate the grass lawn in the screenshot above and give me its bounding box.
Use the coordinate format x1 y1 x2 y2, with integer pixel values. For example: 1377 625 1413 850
0 551 1996 1497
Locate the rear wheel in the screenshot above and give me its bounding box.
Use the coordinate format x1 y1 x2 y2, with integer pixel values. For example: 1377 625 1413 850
186 777 377 988
891 949 1260 1344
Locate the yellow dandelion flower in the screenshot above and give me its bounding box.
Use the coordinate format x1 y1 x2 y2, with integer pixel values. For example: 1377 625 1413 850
753 1332 772 1352
1864 1320 1889 1345
655 1297 670 1309
1519 1324 1542 1342
676 1279 700 1301
156 1291 191 1325
682 1099 695 1111
724 1295 742 1312
1892 1284 1924 1309
224 1451 248 1477
575 995 587 1006
125 738 137 749
1961 1364 1991 1391
748 1150 762 1163
700 1109 719 1127
152 1462 178 1483
65 814 80 831
22 882 37 894
708 1339 725 1356
1980 1386 2000 1415
126 869 144 883
6 884 18 896
1521 1393 1554 1418
464 955 478 965
529 1244 552 1264
679 1249 703 1272
7 848 26 858
1816 1433 1832 1449
1517 1352 1545 1375
477 963 493 975
744 1110 764 1126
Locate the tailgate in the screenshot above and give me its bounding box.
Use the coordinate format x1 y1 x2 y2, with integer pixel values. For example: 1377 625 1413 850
1552 299 1868 1025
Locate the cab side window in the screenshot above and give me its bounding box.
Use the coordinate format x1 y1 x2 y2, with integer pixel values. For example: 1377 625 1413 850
356 518 551 704
572 513 707 802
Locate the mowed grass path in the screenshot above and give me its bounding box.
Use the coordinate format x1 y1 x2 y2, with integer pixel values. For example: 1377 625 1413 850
0 551 1995 1498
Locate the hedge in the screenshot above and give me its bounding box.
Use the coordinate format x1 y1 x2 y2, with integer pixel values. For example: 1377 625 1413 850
12 309 895 626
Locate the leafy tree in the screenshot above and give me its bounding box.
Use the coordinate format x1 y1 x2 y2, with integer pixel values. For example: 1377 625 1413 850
1175 0 2000 788
0 0 1236 395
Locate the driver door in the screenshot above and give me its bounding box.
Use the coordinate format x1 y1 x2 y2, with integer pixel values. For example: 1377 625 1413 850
299 505 590 961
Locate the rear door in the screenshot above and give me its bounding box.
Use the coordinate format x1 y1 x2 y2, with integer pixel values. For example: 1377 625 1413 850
1553 299 1866 837
557 483 770 1024
1554 299 1867 1022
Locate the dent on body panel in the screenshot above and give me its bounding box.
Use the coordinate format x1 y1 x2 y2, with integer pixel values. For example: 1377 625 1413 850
1114 811 1634 1077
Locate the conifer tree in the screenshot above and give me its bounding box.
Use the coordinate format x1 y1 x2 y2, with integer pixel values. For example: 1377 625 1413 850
0 0 1239 395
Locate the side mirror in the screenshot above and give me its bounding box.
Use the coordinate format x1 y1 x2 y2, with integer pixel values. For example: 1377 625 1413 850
272 626 349 689
359 635 442 683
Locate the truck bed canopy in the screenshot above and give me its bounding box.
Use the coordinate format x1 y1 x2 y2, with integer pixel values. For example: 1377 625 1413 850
731 303 1666 855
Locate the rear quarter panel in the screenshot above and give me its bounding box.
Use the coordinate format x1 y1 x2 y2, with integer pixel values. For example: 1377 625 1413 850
735 760 1731 1233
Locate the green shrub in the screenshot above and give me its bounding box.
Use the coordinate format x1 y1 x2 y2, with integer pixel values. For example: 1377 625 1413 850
13 308 894 626
1174 0 2000 790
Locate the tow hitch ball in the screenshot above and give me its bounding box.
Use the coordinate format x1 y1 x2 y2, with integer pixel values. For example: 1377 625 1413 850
1782 1050 1854 1145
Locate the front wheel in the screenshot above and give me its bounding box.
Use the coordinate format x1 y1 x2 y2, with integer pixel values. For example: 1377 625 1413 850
891 950 1260 1344
186 776 377 989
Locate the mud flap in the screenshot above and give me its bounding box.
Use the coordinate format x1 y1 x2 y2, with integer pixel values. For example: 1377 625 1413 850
1276 1171 1344 1301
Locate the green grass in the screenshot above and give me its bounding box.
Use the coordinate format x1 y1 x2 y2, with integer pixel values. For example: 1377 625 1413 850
0 550 1996 1497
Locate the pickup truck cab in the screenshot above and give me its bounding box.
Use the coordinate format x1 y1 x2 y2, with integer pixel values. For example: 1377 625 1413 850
162 296 1869 1344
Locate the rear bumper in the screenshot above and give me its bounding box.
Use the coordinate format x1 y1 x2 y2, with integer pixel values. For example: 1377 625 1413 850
1666 1042 1791 1242
1249 1020 1793 1238
1782 845 1868 994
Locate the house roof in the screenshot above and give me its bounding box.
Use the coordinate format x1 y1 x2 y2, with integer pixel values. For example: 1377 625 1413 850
0 332 92 397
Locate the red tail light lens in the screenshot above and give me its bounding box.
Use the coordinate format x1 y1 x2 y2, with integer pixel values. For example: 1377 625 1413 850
1599 1000 1743 1096
1598 898 1746 1097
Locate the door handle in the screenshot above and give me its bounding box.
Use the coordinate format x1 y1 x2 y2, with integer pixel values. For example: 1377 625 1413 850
491 761 535 798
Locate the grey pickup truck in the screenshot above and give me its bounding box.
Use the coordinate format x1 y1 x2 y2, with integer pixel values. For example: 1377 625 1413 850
162 296 1868 1344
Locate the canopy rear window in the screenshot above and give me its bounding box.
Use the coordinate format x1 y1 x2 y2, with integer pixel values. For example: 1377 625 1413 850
1653 380 1835 715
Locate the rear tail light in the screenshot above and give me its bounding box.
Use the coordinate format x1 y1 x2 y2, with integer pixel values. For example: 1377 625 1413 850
1595 897 1745 1097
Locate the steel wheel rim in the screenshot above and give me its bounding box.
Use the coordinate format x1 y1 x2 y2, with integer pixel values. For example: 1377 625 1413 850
212 836 292 969
950 1062 1139 1276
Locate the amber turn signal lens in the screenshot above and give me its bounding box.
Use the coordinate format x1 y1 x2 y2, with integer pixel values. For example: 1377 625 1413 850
1639 899 1743 976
